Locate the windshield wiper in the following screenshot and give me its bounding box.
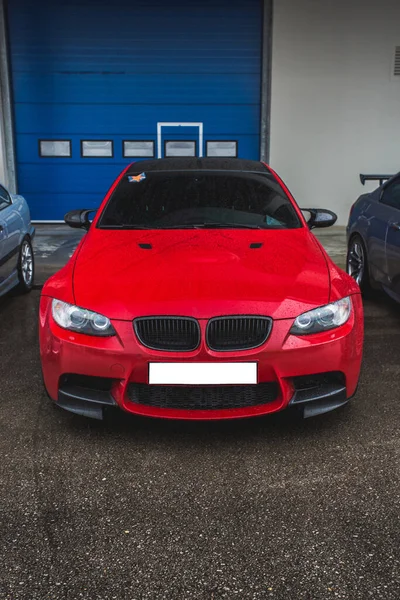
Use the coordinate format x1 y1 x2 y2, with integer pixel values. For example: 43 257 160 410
100 222 267 230
99 224 154 229
153 222 266 230
204 223 265 229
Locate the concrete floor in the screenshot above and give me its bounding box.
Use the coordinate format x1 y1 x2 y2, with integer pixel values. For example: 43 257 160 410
3 225 399 599
33 224 85 286
314 227 347 269
1 289 400 599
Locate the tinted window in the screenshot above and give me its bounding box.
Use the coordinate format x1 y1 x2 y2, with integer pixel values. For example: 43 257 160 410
0 185 11 210
98 172 302 230
381 179 400 210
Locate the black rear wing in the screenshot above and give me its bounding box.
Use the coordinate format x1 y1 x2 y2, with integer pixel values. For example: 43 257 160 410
360 174 394 186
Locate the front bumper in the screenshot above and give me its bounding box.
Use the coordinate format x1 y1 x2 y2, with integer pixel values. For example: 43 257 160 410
39 294 364 420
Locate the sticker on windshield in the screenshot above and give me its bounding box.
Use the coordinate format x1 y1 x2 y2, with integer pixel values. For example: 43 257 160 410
128 173 146 183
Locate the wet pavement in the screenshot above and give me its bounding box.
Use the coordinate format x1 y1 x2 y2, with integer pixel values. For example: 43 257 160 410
1 288 400 599
2 225 400 599
33 225 84 287
314 227 347 269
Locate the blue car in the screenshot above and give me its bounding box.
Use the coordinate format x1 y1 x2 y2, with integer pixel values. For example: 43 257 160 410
0 183 35 297
347 172 400 301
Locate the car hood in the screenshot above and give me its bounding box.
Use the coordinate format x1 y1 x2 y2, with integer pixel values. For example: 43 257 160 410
72 228 330 320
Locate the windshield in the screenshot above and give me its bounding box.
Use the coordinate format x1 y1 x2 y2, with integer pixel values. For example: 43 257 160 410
98 171 302 230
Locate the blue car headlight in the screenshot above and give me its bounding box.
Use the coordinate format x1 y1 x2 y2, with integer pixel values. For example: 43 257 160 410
51 299 115 336
290 297 352 335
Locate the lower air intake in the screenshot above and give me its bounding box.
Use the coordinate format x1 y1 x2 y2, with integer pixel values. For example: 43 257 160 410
127 382 279 410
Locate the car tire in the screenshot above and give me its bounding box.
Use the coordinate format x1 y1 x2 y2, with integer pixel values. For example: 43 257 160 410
16 237 34 293
346 234 371 294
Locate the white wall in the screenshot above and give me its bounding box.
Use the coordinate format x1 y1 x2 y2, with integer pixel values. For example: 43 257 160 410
270 0 400 225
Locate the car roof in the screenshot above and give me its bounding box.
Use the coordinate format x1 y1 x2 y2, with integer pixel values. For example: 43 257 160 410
127 157 269 174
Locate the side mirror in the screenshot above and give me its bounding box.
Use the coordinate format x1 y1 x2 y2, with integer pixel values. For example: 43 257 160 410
64 209 96 231
301 208 337 229
11 194 25 204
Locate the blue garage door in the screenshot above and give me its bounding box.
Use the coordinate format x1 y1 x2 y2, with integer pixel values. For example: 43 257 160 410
7 0 263 220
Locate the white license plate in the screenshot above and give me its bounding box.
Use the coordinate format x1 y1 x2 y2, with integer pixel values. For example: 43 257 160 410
148 362 257 385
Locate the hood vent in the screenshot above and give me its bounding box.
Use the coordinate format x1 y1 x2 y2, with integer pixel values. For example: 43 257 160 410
394 46 400 77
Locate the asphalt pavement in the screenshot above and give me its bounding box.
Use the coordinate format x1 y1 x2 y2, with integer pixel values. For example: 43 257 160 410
1 228 400 599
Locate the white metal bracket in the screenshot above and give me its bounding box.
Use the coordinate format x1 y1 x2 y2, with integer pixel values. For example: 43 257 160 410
157 122 203 159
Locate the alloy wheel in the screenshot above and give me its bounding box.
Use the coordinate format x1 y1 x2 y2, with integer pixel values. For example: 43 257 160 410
347 239 364 286
21 241 33 286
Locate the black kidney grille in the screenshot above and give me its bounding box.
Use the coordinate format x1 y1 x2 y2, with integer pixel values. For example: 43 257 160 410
134 317 200 351
128 383 279 410
206 316 272 351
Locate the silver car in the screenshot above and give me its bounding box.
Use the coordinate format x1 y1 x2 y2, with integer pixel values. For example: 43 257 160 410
0 183 35 297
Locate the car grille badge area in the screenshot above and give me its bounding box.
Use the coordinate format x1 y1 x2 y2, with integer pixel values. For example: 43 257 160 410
133 316 272 352
206 316 272 351
130 315 277 412
134 317 200 352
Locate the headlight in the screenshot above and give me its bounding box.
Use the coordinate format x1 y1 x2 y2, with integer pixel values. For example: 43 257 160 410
51 299 115 336
290 297 352 335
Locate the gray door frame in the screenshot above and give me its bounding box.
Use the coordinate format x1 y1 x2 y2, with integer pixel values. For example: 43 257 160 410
0 0 16 192
260 0 273 163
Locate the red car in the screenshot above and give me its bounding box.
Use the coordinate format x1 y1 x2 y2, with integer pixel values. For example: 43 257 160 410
39 158 363 421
